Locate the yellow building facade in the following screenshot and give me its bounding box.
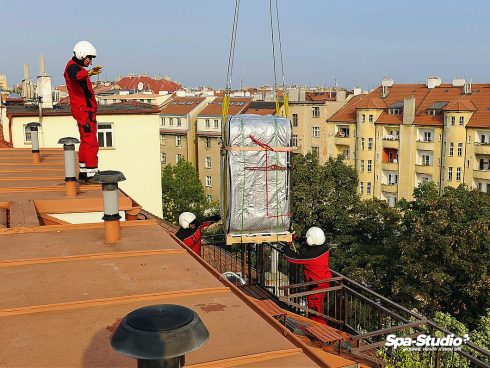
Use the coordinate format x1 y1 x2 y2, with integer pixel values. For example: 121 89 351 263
328 80 490 204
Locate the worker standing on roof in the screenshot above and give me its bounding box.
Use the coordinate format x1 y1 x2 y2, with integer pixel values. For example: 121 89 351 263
284 227 331 325
63 41 103 184
176 212 221 256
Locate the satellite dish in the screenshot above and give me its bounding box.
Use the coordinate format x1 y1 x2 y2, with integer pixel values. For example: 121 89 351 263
137 82 144 91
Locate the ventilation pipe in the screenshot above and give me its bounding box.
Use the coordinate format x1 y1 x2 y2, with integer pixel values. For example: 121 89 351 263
94 170 126 244
111 304 209 368
26 122 41 163
58 137 79 197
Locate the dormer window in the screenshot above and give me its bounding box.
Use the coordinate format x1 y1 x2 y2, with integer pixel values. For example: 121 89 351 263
388 101 403 115
427 101 448 116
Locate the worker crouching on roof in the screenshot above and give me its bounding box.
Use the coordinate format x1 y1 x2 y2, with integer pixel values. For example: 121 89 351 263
284 227 331 325
176 212 221 256
63 41 103 184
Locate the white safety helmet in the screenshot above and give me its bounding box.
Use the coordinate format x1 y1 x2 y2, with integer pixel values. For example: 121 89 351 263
73 41 97 60
306 227 325 246
179 212 196 229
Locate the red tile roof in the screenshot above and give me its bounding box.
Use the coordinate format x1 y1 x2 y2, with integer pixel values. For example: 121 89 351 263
160 97 206 115
197 97 252 117
305 92 337 102
116 76 181 93
328 83 490 128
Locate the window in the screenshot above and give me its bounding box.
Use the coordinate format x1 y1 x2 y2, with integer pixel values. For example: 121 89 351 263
457 143 463 157
176 136 182 147
292 114 298 127
360 160 365 172
361 114 366 123
451 116 455 126
361 138 365 150
456 167 461 181
176 118 182 127
423 131 432 142
367 182 371 194
23 125 32 142
205 156 211 168
367 160 372 172
445 116 449 126
169 118 174 126
176 153 183 163
389 108 400 115
368 114 374 123
205 176 212 187
336 127 349 137
448 167 453 181
97 123 114 148
343 149 350 159
160 117 165 126
312 107 320 117
368 138 373 150
422 154 431 166
160 135 166 145
160 152 166 164
360 182 364 193
459 116 464 126
388 173 398 185
312 127 320 137
449 143 454 156
292 135 298 147
214 119 219 128
206 195 212 202
312 146 319 156
205 137 211 149
205 119 210 128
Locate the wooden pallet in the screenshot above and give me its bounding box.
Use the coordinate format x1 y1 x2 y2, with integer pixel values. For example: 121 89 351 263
226 232 292 245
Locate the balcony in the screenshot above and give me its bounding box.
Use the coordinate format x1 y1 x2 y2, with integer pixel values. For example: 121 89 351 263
381 183 398 193
416 140 434 151
473 169 490 180
334 132 350 145
474 142 490 154
382 160 398 171
382 137 399 148
415 162 434 174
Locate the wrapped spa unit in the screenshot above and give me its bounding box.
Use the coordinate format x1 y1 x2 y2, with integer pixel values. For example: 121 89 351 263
221 114 293 244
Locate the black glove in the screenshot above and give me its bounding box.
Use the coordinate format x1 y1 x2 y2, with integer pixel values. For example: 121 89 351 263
83 122 91 133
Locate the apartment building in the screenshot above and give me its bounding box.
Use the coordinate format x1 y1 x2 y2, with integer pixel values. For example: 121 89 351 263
196 97 252 201
289 90 350 163
5 101 163 217
327 78 490 205
159 96 208 167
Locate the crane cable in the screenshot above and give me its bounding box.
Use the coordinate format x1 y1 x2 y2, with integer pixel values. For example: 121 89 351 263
274 0 289 117
222 0 241 125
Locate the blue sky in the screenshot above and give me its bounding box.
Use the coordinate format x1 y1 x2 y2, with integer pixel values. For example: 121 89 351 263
2 0 490 90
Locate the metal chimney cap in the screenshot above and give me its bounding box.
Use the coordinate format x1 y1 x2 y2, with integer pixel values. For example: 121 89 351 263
58 137 80 144
94 170 126 184
111 304 209 360
26 122 41 129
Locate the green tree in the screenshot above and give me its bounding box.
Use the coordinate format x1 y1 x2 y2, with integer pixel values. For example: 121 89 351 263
396 182 490 327
161 159 208 224
291 153 358 243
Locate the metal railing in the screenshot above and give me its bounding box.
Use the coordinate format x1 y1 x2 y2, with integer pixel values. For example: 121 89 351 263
200 235 490 367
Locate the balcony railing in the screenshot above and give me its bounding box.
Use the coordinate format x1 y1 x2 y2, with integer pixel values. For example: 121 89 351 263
200 236 490 367
382 135 399 141
475 141 490 146
335 132 350 138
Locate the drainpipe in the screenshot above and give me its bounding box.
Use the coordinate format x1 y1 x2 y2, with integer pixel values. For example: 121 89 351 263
58 137 79 197
26 122 41 163
111 304 209 368
94 170 126 244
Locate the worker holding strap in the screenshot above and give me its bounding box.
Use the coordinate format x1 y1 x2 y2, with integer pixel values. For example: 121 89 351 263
284 227 332 325
176 211 221 256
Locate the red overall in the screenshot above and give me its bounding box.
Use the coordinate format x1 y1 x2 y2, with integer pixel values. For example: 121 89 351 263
285 244 331 324
63 57 98 169
175 215 220 256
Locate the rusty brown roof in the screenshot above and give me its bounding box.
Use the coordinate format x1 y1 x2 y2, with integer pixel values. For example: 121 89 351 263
0 148 341 367
197 97 252 117
160 97 206 116
328 83 490 128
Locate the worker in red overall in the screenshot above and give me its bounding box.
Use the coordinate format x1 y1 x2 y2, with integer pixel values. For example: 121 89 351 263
175 212 221 256
284 227 331 325
63 41 102 184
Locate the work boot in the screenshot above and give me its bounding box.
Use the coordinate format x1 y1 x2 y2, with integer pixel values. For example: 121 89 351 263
84 176 100 185
78 172 87 182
